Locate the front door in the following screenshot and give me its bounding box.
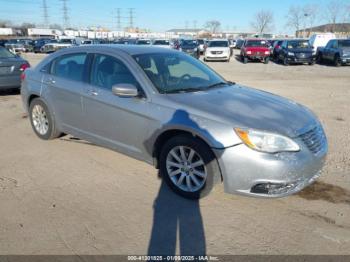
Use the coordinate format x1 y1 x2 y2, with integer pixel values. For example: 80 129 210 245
82 53 151 160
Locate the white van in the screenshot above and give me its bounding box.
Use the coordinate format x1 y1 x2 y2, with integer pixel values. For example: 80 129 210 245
309 33 336 54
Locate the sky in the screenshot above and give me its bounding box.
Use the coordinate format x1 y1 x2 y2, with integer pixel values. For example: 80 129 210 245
0 0 346 34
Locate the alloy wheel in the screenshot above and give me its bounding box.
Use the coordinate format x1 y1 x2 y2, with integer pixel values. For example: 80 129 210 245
166 146 207 192
31 104 49 135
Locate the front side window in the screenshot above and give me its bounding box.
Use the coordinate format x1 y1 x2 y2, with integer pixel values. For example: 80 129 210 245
339 40 350 48
52 53 87 81
91 54 139 90
133 52 226 93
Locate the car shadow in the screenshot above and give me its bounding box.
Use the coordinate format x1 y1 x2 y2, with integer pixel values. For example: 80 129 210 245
0 88 20 96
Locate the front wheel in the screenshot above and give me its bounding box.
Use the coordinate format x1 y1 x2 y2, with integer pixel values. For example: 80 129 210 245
264 57 269 64
242 56 248 64
334 54 342 67
159 135 221 199
29 98 61 140
283 57 289 66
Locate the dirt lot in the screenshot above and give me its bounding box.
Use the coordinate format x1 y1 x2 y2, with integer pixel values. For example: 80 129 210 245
0 51 349 255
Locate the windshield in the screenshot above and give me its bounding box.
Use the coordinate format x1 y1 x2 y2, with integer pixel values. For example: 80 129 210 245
137 40 151 45
59 39 73 44
287 40 310 49
339 40 350 48
208 41 228 47
181 40 197 47
7 39 21 44
246 40 268 47
153 40 170 45
0 47 16 58
197 39 204 44
133 52 228 93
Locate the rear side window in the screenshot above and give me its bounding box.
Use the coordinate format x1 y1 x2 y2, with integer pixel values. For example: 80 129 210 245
91 54 139 90
52 53 87 82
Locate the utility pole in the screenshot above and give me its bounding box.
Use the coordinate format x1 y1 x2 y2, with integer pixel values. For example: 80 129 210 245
116 8 122 31
128 8 135 29
60 0 70 29
42 0 49 27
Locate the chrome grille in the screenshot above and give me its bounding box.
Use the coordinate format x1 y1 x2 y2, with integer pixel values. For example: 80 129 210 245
300 126 326 154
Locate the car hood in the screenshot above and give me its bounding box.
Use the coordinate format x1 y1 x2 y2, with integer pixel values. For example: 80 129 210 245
163 85 318 138
206 47 229 51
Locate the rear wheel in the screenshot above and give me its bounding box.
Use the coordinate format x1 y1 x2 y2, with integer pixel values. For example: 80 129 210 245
29 98 61 140
264 57 269 64
159 135 220 199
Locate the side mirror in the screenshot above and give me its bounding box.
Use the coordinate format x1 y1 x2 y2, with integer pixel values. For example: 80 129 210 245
112 84 139 98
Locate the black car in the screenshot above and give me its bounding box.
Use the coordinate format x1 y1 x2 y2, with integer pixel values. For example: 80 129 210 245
179 39 200 58
0 46 30 90
33 38 52 53
278 39 315 65
271 39 284 60
317 39 350 66
235 39 244 49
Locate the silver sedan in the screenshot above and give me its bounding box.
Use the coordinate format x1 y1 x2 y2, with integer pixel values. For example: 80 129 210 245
21 45 327 199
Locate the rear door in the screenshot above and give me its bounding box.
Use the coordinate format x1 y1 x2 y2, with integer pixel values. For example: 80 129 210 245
42 52 88 134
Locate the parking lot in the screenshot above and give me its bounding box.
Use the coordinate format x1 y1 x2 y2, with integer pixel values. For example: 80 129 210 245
0 51 349 255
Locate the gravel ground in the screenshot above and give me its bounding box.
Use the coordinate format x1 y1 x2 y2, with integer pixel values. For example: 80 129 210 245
0 51 349 255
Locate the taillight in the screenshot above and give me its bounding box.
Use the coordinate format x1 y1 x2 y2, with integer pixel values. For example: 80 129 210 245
19 62 30 72
20 72 26 81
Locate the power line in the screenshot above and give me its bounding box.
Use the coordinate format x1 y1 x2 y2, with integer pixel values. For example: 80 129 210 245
59 0 70 29
41 0 49 27
116 8 121 30
128 8 135 28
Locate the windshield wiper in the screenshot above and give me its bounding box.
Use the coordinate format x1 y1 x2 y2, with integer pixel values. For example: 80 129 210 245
203 81 235 90
165 87 202 94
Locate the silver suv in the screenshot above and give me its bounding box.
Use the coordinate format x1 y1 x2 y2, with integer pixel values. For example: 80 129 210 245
21 45 327 199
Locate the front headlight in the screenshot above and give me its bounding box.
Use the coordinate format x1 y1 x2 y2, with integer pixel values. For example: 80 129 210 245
235 128 300 153
287 52 295 56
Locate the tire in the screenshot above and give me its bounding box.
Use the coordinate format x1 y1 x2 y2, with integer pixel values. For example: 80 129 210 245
334 54 341 67
203 58 207 62
264 57 269 64
29 98 61 140
226 57 230 62
283 57 289 66
242 56 248 64
159 135 221 199
317 53 323 64
308 61 315 66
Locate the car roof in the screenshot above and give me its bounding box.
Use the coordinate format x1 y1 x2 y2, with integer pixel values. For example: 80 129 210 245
66 44 179 55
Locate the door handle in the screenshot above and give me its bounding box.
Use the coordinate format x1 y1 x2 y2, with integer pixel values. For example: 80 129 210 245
44 78 55 84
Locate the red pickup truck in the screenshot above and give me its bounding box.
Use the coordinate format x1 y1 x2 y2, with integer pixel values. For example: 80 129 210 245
240 39 271 64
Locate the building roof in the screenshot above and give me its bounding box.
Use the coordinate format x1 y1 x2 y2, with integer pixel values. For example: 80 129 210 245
297 23 350 33
166 28 204 33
